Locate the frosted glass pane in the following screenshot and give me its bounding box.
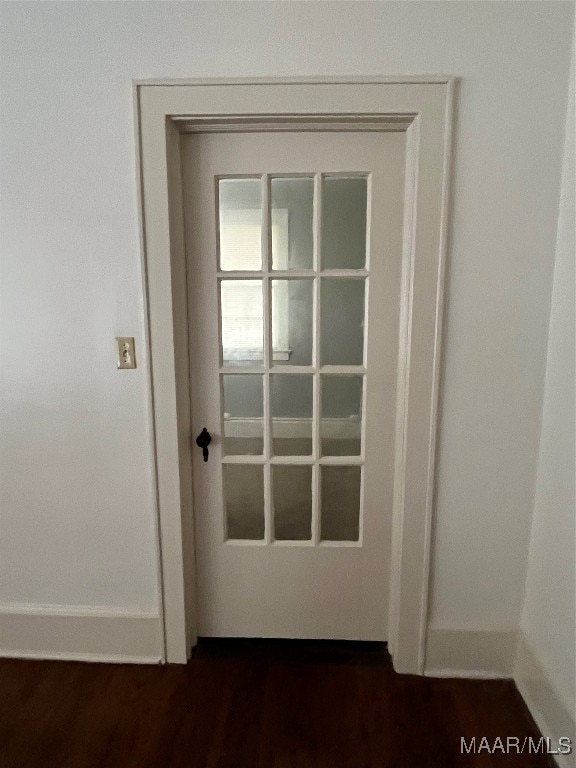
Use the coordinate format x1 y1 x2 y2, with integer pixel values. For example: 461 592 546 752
222 375 263 456
273 465 312 541
321 376 362 456
271 177 314 270
271 375 313 456
321 466 361 542
224 465 265 540
271 279 313 366
220 280 263 365
321 177 367 269
218 179 262 271
320 279 365 365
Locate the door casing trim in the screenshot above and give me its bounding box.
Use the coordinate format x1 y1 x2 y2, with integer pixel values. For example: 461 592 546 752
134 77 455 674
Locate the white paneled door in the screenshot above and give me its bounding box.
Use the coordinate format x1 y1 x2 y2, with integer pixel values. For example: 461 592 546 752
182 131 405 640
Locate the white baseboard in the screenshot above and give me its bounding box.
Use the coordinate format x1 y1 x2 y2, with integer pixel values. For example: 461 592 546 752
0 603 164 663
424 627 517 678
514 633 576 768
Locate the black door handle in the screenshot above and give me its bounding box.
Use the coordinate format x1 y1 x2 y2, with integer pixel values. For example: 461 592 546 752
195 428 212 462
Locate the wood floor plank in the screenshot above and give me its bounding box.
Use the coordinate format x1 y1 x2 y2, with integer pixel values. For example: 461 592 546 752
0 643 553 768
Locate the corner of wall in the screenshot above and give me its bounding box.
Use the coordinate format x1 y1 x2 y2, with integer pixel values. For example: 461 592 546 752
513 39 576 768
514 632 576 768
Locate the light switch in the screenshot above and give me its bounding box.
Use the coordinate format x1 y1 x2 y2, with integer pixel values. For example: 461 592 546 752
116 337 136 369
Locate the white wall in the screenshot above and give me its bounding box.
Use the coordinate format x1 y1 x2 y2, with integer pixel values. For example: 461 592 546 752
515 48 575 759
0 3 573 653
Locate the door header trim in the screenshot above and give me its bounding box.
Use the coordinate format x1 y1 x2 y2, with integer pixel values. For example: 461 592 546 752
173 113 414 133
136 75 453 87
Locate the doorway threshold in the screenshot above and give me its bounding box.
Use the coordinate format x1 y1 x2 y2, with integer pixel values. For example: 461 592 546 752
193 638 390 666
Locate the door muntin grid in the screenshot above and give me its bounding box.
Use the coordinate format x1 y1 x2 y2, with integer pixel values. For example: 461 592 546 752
217 174 369 545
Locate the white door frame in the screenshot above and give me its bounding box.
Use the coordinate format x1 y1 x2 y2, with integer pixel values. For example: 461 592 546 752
134 77 454 674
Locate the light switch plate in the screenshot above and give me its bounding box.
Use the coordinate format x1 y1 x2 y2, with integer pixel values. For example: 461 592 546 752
116 337 136 369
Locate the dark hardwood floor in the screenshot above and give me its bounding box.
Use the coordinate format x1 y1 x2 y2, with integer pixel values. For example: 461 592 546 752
0 640 553 768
